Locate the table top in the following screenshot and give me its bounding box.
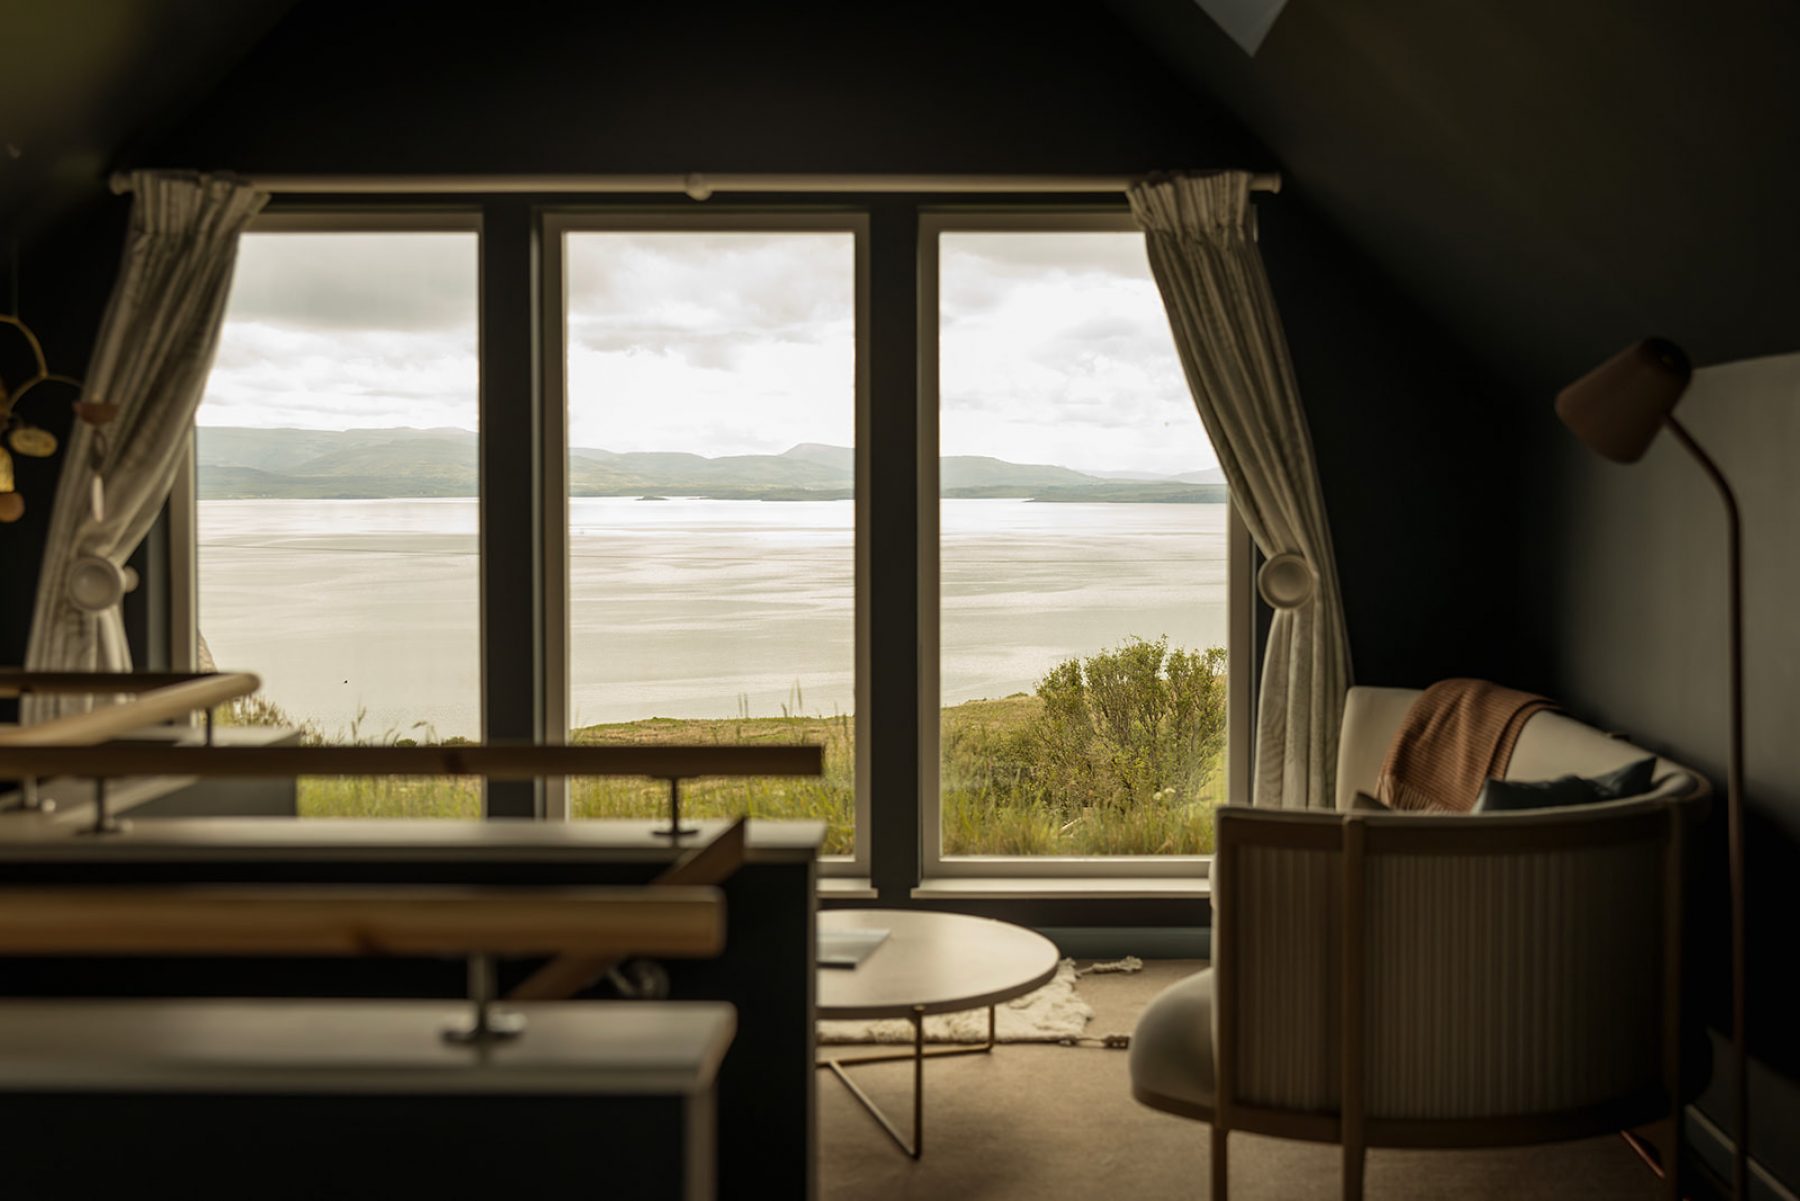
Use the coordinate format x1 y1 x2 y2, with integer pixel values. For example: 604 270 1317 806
0 999 736 1096
816 908 1060 1020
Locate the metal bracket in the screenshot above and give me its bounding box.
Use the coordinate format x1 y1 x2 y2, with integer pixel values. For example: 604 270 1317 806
76 777 127 835
443 954 527 1045
650 776 699 842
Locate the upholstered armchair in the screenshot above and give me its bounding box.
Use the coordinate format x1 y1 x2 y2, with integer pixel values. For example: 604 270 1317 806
1131 782 1705 1200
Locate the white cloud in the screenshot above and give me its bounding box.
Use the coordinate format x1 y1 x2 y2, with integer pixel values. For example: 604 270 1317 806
222 232 478 331
940 232 1215 476
201 321 477 429
564 232 854 454
200 232 478 430
199 227 1217 476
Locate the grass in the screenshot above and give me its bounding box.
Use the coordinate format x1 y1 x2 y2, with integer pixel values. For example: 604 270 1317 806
298 774 481 819
568 712 857 854
228 666 1224 864
216 697 483 819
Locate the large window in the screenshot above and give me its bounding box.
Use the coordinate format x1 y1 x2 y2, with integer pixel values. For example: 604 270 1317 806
549 220 865 859
924 215 1241 874
188 220 481 817
176 198 1247 885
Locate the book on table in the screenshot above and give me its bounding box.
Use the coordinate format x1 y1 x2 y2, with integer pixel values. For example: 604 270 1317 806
817 927 889 969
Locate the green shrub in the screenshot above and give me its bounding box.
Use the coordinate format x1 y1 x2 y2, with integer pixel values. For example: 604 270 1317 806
1020 636 1224 812
942 637 1227 855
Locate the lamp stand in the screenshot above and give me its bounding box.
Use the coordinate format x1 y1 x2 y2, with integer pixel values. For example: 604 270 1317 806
1665 415 1749 1200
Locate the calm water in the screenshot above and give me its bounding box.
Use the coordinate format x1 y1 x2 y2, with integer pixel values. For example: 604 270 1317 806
197 497 1229 740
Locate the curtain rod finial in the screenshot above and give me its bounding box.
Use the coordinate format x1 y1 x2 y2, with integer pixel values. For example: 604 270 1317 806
107 173 132 195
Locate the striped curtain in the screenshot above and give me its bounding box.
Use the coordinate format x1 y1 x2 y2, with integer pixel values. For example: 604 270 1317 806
1129 171 1351 809
23 172 267 720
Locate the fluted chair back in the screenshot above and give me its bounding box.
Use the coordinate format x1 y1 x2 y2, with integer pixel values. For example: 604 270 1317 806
1213 793 1698 1151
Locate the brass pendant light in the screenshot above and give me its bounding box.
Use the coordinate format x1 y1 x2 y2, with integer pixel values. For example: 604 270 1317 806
0 311 81 523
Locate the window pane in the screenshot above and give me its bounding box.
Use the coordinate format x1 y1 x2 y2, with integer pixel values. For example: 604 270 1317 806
938 231 1229 856
564 232 855 853
196 231 480 817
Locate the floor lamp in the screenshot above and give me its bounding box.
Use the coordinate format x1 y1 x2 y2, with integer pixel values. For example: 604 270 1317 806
1556 337 1749 1200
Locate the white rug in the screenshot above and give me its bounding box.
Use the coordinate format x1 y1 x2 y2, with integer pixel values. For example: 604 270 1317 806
819 958 1128 1045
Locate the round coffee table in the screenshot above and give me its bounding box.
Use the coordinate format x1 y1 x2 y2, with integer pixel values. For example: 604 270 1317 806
816 909 1059 1158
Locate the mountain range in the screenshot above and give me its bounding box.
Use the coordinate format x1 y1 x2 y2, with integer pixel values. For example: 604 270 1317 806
195 427 1228 503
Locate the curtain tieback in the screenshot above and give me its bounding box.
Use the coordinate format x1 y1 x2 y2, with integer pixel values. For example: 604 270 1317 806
1257 552 1316 609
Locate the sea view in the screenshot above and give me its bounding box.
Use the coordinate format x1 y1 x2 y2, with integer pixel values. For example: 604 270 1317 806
192 230 1230 846
196 495 1231 741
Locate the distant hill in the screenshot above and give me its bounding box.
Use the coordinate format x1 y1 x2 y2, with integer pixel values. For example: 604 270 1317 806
195 427 1227 504
1084 468 1174 481
940 455 1097 490
781 443 855 472
1168 467 1228 485
950 482 1228 504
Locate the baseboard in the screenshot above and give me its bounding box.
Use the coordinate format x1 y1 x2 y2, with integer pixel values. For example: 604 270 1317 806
1033 926 1210 961
1682 1104 1797 1201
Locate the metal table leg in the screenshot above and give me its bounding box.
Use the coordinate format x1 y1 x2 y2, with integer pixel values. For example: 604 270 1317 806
819 1003 997 1159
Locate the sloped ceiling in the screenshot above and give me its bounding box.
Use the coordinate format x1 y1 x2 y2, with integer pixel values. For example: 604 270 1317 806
8 0 1795 392
1105 0 1800 392
0 0 297 234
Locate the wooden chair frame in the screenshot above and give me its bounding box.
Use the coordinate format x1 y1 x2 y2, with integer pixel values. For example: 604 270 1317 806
1205 800 1694 1201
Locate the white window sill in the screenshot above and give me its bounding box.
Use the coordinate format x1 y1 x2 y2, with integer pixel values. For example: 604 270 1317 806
818 876 878 899
910 876 1210 901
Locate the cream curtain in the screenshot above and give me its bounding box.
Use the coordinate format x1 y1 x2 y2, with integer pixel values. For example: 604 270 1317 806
23 172 267 719
1129 171 1351 809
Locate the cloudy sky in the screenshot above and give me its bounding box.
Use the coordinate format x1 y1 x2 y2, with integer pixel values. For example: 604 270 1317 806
200 227 1217 477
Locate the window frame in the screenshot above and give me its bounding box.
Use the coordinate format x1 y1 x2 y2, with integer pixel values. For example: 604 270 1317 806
917 208 1253 880
167 194 1256 894
538 209 872 874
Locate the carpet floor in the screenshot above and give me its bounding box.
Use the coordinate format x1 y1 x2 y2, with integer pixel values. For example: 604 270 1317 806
818 959 1663 1200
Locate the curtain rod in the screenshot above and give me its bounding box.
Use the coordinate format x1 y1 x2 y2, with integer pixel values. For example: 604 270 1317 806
107 171 1282 199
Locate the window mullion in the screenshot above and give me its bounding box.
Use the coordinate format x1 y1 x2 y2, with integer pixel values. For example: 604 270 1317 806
866 200 925 898
478 199 546 819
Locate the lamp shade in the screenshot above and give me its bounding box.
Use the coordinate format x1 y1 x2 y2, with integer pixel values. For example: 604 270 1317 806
1555 337 1692 463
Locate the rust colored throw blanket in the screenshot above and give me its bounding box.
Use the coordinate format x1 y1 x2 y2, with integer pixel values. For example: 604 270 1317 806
1377 679 1559 813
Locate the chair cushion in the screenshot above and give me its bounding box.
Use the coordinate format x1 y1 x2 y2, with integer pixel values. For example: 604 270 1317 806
1128 968 1216 1120
1475 756 1657 812
1337 685 1707 811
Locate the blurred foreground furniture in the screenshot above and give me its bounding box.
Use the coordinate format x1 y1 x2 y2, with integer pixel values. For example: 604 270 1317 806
0 671 827 1200
1131 685 1708 1200
0 883 732 1201
0 670 290 819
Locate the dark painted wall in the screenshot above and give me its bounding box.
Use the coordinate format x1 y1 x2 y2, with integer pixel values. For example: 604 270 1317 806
1546 354 1800 1192
1106 0 1800 389
4 0 1533 701
1102 0 1800 1187
147 0 1244 177
0 0 296 237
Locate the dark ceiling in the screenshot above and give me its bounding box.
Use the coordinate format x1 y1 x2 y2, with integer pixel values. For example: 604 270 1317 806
1105 0 1800 391
5 0 1798 397
0 0 296 234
